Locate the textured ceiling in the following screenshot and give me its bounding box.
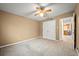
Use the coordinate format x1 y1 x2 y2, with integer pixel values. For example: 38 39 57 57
0 3 76 21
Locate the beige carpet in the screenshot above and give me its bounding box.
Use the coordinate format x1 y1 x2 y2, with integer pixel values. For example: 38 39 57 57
0 38 77 56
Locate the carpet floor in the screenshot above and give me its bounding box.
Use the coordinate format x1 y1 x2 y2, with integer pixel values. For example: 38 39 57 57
0 38 77 56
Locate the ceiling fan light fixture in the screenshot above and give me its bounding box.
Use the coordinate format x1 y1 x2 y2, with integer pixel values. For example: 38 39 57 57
39 13 44 17
33 3 52 17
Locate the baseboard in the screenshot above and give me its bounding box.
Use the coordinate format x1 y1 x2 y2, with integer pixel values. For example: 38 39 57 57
0 36 40 49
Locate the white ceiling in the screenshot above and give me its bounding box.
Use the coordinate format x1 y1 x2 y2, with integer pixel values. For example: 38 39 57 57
0 3 76 21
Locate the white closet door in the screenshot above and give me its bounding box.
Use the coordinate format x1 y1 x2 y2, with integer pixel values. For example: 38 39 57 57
43 20 56 40
43 21 48 39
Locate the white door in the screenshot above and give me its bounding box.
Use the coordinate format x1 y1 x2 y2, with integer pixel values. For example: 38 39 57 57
43 21 48 39
43 20 56 40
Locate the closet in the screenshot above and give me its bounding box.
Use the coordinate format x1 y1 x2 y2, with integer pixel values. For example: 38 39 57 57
42 20 56 40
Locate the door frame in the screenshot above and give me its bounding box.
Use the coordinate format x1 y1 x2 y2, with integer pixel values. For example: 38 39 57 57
74 13 77 49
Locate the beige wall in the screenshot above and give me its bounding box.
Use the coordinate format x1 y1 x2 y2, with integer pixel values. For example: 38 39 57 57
0 11 40 46
75 4 79 50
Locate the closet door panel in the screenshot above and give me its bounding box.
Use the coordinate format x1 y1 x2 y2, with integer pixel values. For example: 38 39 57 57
43 20 56 40
43 21 48 39
48 20 56 40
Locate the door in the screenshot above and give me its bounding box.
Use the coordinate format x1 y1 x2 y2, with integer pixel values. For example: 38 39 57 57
43 20 56 40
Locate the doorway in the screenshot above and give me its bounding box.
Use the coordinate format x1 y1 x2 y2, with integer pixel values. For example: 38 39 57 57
59 16 75 49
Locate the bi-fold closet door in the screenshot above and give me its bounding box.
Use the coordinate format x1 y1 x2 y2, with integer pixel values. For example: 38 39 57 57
43 20 56 40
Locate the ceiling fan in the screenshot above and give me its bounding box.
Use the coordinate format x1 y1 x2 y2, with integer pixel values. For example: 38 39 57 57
34 3 52 17
26 3 53 17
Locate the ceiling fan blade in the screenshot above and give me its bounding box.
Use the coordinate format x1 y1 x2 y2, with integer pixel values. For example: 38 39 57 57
34 12 40 16
36 7 41 10
46 9 52 12
43 8 52 13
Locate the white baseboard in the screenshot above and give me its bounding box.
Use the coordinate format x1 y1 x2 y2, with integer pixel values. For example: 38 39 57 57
0 37 40 49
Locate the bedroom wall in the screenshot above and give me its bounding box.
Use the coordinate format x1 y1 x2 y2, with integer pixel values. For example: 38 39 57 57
40 12 73 40
75 4 79 50
0 11 40 46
